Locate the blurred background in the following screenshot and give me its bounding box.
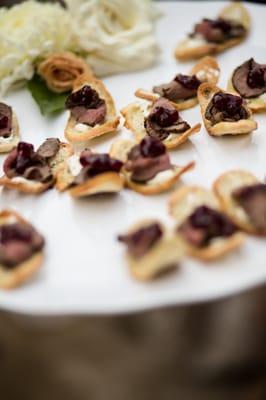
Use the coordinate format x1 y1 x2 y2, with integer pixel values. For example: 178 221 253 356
1 0 266 5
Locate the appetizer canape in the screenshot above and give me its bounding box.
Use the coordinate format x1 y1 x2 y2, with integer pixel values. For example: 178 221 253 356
118 220 185 280
0 102 20 153
64 74 120 143
135 56 220 111
214 170 266 236
169 186 244 261
175 2 250 61
198 82 257 136
110 136 195 196
228 58 266 112
0 210 45 289
121 97 201 149
0 138 72 194
56 148 124 197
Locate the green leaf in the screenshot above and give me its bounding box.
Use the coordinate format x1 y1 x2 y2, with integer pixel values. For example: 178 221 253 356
27 74 70 117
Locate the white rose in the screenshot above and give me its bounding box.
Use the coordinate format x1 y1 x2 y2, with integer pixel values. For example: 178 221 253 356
65 0 161 76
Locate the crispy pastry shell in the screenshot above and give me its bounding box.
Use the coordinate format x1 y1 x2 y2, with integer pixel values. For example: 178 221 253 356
65 74 120 143
68 172 125 198
110 138 195 195
175 2 250 61
169 185 245 260
213 169 265 235
197 82 257 136
120 219 185 281
121 102 201 149
135 56 220 111
0 142 73 194
124 163 195 196
0 209 44 289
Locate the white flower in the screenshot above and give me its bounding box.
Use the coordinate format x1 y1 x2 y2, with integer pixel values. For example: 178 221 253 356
65 0 160 76
0 1 76 95
0 0 160 95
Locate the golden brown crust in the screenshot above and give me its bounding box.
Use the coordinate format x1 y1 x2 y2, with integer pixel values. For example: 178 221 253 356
213 169 265 235
55 148 125 196
135 57 220 111
124 162 195 196
121 102 201 149
120 219 185 281
197 82 257 136
0 252 44 290
0 142 73 194
188 233 245 261
227 77 266 113
68 172 125 198
175 3 250 61
169 185 245 260
163 124 201 149
134 89 160 103
0 112 20 154
0 210 44 290
135 89 199 112
64 74 120 143
0 176 51 194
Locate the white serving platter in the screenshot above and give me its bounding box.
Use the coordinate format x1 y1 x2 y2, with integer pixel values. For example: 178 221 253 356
0 1 265 315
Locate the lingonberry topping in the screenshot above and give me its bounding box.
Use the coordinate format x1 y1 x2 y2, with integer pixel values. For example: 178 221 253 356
212 92 243 116
175 74 201 90
65 85 104 109
16 142 35 174
207 18 232 33
189 206 236 238
79 149 93 167
17 142 34 157
79 152 123 176
0 115 8 129
139 136 166 158
151 105 179 128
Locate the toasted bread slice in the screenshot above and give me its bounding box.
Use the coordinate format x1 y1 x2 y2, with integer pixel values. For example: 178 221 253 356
227 77 266 113
0 112 20 153
169 185 244 261
64 74 120 143
119 219 185 281
198 82 257 136
135 56 220 111
110 138 195 195
175 3 250 61
0 141 73 194
121 102 201 149
0 210 44 289
213 170 265 235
